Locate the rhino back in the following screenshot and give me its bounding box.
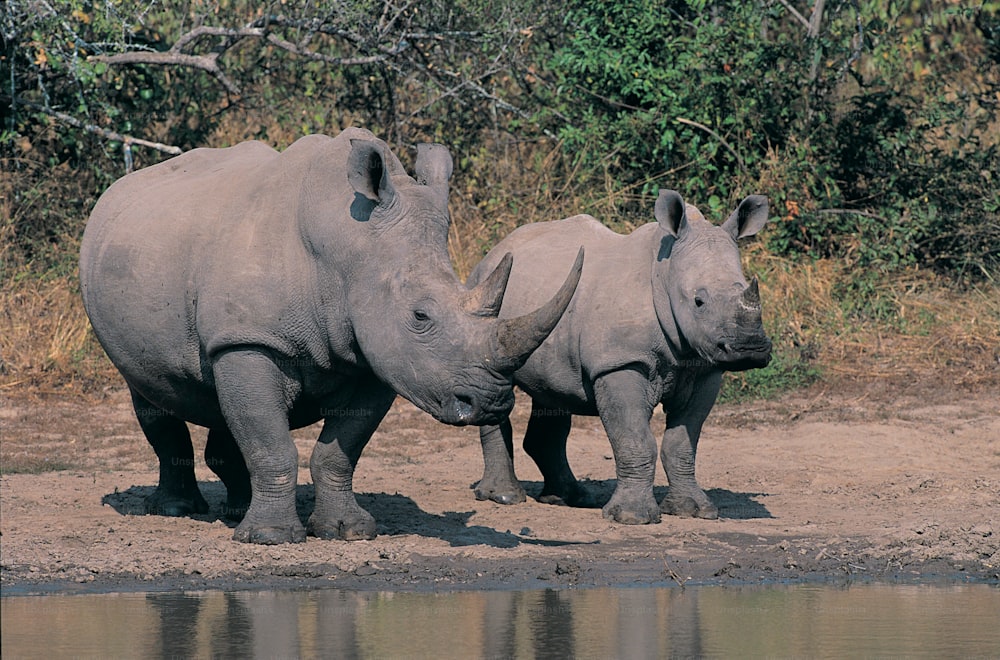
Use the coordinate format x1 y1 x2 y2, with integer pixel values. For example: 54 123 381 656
475 216 666 410
80 133 371 420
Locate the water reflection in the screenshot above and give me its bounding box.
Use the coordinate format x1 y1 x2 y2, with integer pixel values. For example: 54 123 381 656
3 584 999 658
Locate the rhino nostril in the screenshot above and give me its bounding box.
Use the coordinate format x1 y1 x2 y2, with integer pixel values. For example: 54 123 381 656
453 393 475 420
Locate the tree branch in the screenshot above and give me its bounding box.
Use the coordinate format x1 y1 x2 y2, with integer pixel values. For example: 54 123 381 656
92 50 241 95
775 0 811 31
808 0 826 39
9 95 183 169
90 18 427 95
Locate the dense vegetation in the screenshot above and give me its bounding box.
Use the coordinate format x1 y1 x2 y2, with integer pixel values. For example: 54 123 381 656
3 0 999 396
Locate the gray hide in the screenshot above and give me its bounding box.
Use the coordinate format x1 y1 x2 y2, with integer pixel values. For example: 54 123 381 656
469 190 771 524
80 128 583 544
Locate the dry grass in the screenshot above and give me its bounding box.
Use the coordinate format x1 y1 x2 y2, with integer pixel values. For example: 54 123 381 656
0 276 118 396
750 247 1000 390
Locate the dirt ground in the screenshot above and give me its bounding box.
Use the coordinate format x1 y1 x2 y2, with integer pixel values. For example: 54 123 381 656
1 378 998 595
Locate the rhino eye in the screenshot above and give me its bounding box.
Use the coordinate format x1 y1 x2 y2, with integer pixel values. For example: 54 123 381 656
410 309 433 333
694 296 705 308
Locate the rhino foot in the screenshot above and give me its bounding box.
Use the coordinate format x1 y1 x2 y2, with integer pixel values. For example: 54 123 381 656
308 498 377 541
601 489 661 525
308 518 377 541
145 488 209 517
660 495 719 520
233 521 307 545
475 483 527 505
538 483 597 508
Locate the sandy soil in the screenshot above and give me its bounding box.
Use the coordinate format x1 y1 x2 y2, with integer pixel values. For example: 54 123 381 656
1 380 998 594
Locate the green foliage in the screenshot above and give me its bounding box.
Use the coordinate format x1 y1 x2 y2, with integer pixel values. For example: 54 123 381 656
540 0 800 203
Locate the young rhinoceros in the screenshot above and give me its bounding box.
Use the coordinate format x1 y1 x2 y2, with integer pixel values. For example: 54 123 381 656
469 190 771 524
80 128 583 544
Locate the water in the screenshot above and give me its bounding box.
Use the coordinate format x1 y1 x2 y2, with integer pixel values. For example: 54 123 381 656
3 583 998 658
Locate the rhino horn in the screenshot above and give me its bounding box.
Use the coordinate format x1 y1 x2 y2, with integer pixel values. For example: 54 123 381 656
414 143 453 186
463 252 513 317
491 247 584 372
740 277 761 312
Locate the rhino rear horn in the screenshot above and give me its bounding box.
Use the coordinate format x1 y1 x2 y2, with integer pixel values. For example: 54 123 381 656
414 143 454 186
463 252 513 317
491 247 584 372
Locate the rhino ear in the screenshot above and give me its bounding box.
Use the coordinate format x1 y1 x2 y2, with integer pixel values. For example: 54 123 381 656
347 139 396 204
654 189 687 238
722 195 769 239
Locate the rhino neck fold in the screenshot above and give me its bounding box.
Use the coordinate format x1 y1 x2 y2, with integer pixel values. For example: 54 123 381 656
650 241 690 360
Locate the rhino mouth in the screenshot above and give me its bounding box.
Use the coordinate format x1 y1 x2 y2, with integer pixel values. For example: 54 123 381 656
433 382 515 426
712 337 773 371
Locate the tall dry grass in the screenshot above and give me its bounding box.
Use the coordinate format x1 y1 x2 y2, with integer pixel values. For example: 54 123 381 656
0 276 117 395
750 248 1000 389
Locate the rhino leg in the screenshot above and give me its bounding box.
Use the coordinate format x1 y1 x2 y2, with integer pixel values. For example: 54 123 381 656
129 386 209 517
523 403 594 507
659 371 721 520
475 418 526 505
308 379 396 541
594 370 661 524
213 348 306 544
205 426 251 521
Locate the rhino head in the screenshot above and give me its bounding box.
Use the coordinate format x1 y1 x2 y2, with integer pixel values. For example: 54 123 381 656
339 139 582 425
652 189 772 371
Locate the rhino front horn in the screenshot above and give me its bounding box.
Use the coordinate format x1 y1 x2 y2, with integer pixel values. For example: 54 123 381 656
491 247 584 372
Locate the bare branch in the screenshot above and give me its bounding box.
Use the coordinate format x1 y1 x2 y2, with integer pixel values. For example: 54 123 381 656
11 96 183 157
808 0 826 39
815 208 887 221
90 18 428 94
91 50 241 95
775 0 811 31
263 32 406 65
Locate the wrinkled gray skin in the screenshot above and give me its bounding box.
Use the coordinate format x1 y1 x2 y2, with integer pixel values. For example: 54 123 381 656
80 128 583 544
470 190 771 524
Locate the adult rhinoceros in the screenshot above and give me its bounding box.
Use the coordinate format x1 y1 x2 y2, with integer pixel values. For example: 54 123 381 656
80 128 582 544
470 190 770 524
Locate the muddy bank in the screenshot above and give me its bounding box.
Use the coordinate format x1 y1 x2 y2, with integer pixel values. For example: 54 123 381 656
1 384 998 594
